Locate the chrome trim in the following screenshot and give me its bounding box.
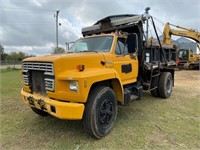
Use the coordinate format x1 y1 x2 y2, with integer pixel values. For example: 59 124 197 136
23 74 29 85
44 78 55 91
22 62 54 75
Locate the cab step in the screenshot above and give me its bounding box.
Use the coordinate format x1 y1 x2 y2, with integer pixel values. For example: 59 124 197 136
123 85 142 105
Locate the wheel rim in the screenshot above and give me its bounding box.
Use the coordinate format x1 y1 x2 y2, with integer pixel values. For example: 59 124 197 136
98 98 114 126
166 75 172 94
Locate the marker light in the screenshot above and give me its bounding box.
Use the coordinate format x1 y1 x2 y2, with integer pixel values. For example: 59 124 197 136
76 64 85 71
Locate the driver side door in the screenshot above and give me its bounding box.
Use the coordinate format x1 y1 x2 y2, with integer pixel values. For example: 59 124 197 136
113 35 138 85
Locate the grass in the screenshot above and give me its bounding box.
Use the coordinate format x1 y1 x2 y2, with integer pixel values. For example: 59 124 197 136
0 70 200 150
0 67 20 73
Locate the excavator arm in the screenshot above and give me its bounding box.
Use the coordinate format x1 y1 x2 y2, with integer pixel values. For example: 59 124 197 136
163 22 200 45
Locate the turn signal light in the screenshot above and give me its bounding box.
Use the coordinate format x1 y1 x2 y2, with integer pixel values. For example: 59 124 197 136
76 64 85 71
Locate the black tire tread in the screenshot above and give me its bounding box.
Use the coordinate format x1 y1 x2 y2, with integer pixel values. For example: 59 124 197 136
83 86 117 139
83 86 103 138
158 72 172 98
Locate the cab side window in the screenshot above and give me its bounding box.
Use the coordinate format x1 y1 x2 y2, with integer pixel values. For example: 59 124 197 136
115 38 128 55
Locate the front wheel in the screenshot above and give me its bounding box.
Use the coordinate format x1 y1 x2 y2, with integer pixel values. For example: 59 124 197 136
158 72 173 98
83 86 117 139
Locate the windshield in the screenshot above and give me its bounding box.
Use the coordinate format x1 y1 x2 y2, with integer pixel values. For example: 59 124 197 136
69 36 113 52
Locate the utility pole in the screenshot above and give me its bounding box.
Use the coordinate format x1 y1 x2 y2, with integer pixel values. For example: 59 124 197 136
145 7 150 44
55 10 60 49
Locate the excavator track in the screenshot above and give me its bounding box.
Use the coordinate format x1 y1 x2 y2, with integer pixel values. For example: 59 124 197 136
183 62 200 70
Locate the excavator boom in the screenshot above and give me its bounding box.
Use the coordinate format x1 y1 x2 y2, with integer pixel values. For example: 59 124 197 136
170 29 200 43
163 22 200 45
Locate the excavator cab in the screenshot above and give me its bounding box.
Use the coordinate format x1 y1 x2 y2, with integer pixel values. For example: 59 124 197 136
178 49 189 62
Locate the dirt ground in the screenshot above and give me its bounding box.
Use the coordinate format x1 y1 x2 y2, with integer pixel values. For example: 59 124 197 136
174 70 200 96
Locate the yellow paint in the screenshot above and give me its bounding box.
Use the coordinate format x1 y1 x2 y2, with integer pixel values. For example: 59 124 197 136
21 89 84 120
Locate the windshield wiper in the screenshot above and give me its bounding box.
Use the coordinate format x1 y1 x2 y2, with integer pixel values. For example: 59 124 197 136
66 51 74 53
78 50 98 53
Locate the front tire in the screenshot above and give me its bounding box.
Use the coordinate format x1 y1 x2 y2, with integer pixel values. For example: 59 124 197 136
83 86 117 139
158 72 173 98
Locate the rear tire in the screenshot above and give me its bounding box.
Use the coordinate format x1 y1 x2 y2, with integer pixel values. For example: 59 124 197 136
158 72 173 98
83 86 117 139
31 107 49 116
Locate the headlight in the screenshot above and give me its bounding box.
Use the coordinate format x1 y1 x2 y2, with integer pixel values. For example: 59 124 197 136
69 81 78 92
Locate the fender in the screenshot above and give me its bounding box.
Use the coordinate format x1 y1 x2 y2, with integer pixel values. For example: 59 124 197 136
54 68 124 103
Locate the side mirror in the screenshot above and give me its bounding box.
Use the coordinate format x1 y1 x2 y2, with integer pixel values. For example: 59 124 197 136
127 33 138 53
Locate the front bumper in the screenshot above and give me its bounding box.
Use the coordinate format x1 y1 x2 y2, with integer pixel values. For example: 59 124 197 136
21 89 85 120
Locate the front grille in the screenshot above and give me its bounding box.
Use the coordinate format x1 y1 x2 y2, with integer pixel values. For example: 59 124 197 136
22 62 54 75
22 62 55 93
31 71 46 94
23 74 29 85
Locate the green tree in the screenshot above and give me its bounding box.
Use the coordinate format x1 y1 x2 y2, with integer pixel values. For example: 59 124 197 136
7 52 17 60
0 44 7 60
0 44 4 55
1 46 36 61
6 52 35 61
52 47 65 54
18 52 26 61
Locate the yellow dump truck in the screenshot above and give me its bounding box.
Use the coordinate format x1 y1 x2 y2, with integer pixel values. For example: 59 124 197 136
21 13 176 139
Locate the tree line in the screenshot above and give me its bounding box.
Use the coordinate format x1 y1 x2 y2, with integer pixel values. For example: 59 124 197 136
0 45 35 61
0 44 66 62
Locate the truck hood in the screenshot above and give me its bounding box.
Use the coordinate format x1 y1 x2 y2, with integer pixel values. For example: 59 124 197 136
23 52 106 71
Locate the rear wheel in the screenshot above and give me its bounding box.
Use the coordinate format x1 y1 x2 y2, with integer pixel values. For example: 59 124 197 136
83 86 117 139
158 72 173 98
31 107 49 116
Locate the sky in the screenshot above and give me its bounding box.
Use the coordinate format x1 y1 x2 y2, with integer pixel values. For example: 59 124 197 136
0 0 200 56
